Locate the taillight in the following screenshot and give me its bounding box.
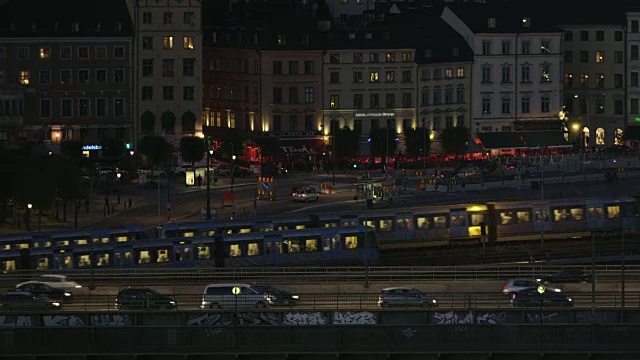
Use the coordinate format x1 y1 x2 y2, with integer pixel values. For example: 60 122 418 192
201 294 205 302
115 297 118 303
503 285 508 290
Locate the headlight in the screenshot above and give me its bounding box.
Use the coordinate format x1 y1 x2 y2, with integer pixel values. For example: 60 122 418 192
292 295 299 299
64 292 71 297
169 301 176 305
553 289 561 292
432 299 437 304
568 298 573 302
52 302 61 307
75 285 82 288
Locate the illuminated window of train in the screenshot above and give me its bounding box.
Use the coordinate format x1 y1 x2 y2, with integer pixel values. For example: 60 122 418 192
206 230 215 236
324 222 338 228
451 215 466 227
417 217 429 229
3 260 16 272
332 236 340 249
344 235 358 249
247 243 260 256
184 232 195 237
138 251 151 264
240 228 252 234
588 207 603 219
295 225 306 230
277 225 289 231
19 243 30 249
115 236 127 242
322 238 331 251
1 244 9 250
535 210 549 222
36 258 48 270
56 240 70 247
275 241 283 254
606 206 620 219
97 254 109 267
197 246 210 259
342 220 358 227
305 239 318 252
469 213 485 226
433 216 448 229
78 255 92 268
396 218 414 230
517 211 530 223
75 239 88 245
570 208 584 220
229 244 242 257
257 227 271 232
55 256 73 269
500 211 516 225
379 219 393 231
157 250 170 263
286 240 301 253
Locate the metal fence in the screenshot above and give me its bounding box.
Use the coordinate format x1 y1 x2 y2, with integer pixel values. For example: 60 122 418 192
1 324 640 355
0 265 634 287
7 291 639 312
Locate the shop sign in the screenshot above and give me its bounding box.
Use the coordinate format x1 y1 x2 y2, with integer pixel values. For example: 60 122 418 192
82 145 103 151
354 112 395 118
280 145 317 154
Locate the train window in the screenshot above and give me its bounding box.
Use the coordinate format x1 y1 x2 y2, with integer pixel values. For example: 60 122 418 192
341 219 358 227
75 239 88 245
276 225 289 231
517 211 530 223
322 238 331 251
205 230 215 236
397 218 414 230
157 249 170 263
36 258 48 270
552 207 584 222
138 251 151 264
499 211 528 224
295 225 306 230
379 219 393 231
247 243 260 256
229 244 241 257
305 239 318 252
78 255 91 268
115 236 127 242
606 206 620 219
240 228 252 234
324 222 338 228
1 244 9 250
588 207 604 219
97 254 110 267
332 237 340 249
257 227 272 232
469 213 485 226
56 240 70 247
184 232 195 237
225 229 233 234
18 243 30 249
286 240 301 253
344 235 358 249
197 246 210 259
275 241 283 254
535 210 549 222
451 215 466 227
3 260 16 272
93 237 109 244
417 217 429 229
433 216 448 229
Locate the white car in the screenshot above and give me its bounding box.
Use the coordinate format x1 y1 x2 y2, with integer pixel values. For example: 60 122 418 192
29 275 82 290
502 278 560 295
292 188 319 202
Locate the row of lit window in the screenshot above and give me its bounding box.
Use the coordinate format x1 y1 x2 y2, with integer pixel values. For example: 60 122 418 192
141 11 195 26
480 64 551 83
564 73 625 89
0 46 125 61
142 36 195 50
481 39 552 56
329 51 413 64
11 68 126 86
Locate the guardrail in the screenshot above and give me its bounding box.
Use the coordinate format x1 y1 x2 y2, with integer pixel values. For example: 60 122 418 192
4 291 638 312
0 265 634 287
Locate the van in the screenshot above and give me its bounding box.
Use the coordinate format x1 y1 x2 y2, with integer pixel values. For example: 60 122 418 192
200 283 272 309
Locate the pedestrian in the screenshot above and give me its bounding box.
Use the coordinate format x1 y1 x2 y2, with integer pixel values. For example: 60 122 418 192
196 175 203 188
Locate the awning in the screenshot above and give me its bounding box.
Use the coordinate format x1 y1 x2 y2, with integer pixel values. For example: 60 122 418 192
279 138 325 155
477 131 571 150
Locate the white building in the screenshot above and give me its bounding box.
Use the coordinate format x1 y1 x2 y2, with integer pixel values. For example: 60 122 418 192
127 0 203 147
442 6 564 137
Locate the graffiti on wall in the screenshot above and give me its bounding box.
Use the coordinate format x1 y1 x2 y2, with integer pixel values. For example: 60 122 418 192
0 315 32 327
432 311 510 325
43 315 86 327
186 311 377 326
90 314 132 326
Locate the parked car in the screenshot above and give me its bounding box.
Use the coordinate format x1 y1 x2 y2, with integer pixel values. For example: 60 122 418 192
502 278 560 295
30 275 82 290
292 188 319 202
200 283 271 309
378 287 438 308
251 285 299 306
510 289 573 308
0 291 62 311
15 281 73 303
137 168 166 177
115 288 177 310
539 271 592 284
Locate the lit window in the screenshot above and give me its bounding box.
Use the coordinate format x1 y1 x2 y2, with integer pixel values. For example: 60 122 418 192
330 95 339 109
456 67 465 78
39 46 50 59
20 71 30 85
595 51 604 63
183 36 194 50
370 71 379 82
163 36 174 50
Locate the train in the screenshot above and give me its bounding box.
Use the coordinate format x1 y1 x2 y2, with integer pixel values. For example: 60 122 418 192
0 196 635 271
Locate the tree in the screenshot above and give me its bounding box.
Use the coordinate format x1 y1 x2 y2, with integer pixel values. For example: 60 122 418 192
368 128 397 158
179 136 205 165
60 140 83 158
218 131 243 160
439 126 470 156
138 135 174 168
404 127 431 158
333 126 359 167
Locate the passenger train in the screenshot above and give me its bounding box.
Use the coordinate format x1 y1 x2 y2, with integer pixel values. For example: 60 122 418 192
0 196 635 271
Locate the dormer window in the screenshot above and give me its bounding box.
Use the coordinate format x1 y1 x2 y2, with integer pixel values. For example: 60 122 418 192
452 48 459 56
115 22 122 31
72 22 80 32
348 33 355 40
522 18 530 28
276 34 286 45
425 49 432 58
95 22 101 31
488 18 496 29
365 32 372 40
383 32 390 40
30 22 37 32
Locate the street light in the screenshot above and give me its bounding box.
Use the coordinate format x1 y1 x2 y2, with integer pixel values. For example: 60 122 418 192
231 154 236 194
26 203 32 232
206 149 213 220
129 150 135 157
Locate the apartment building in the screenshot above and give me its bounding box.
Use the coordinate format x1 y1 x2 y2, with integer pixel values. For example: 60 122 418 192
442 6 564 138
0 0 133 148
627 11 640 133
560 24 626 148
129 0 202 146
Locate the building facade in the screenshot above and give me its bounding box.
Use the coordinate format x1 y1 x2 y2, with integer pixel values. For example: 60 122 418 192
130 0 203 147
627 11 640 131
0 0 133 149
560 24 626 148
442 7 564 137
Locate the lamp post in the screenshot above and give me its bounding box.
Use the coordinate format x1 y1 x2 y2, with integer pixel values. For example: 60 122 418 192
206 149 213 220
26 203 32 232
540 145 545 250
231 154 236 194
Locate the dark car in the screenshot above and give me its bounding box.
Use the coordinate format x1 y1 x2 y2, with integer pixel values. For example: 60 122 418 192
16 281 73 303
115 288 177 310
378 287 438 308
251 285 299 306
510 289 573 308
0 291 63 311
539 271 592 284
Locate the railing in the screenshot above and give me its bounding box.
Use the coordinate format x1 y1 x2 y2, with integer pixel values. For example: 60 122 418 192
0 265 634 287
5 291 639 312
2 325 640 355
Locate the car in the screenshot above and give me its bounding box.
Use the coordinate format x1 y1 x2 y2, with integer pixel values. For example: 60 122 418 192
15 281 73 303
502 278 560 295
0 291 62 311
115 288 177 311
510 289 573 308
137 168 166 177
292 188 319 202
200 283 272 309
378 287 438 308
539 271 593 284
251 285 299 306
31 274 82 290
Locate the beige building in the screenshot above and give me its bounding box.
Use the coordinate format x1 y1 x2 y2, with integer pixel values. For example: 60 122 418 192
560 24 626 147
128 0 202 147
627 11 640 132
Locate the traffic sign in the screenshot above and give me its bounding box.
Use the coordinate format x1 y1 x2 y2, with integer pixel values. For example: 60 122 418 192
232 286 241 295
261 181 270 191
